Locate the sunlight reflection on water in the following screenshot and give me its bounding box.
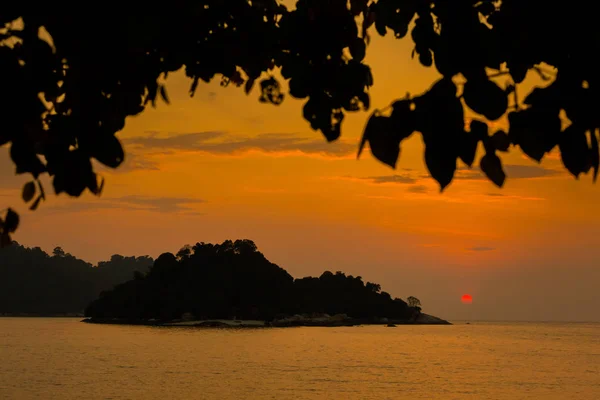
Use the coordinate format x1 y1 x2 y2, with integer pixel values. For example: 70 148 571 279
1 318 599 399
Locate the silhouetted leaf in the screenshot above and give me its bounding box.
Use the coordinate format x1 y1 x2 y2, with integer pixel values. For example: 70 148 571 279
524 87 556 107
4 208 19 233
433 45 460 77
459 132 479 167
289 77 308 99
146 82 158 107
159 85 170 105
559 124 589 178
30 196 42 211
418 49 433 67
375 15 388 36
508 61 529 84
469 120 488 140
38 181 46 200
88 174 105 196
189 78 199 97
244 78 255 95
359 114 399 168
350 0 369 15
491 130 510 152
480 153 505 187
92 136 124 169
10 141 45 178
22 181 36 202
463 79 508 121
357 91 370 110
411 16 434 49
414 78 462 189
98 176 105 196
350 38 366 62
389 100 416 140
52 152 95 197
508 110 560 162
425 143 456 191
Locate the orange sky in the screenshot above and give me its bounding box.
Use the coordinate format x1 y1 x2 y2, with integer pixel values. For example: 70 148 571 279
1 30 599 322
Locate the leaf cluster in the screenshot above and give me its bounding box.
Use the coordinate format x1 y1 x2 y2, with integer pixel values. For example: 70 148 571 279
1 0 599 241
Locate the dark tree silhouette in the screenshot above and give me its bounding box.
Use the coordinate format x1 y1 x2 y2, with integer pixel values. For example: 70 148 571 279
1 1 599 241
85 239 416 322
0 242 153 314
407 295 421 308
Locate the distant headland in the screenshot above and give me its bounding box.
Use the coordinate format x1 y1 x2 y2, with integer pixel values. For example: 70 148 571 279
82 240 450 326
0 240 449 326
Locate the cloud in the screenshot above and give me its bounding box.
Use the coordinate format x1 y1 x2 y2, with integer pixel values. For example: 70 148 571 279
332 173 418 185
365 174 417 184
93 151 162 174
42 196 205 215
115 196 205 213
123 131 356 158
483 193 546 201
117 153 161 172
407 185 428 193
334 163 559 189
456 164 559 180
467 246 496 252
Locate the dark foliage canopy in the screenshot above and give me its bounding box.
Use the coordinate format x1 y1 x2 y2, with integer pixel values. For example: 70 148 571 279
0 242 153 314
1 1 599 242
85 239 415 321
0 239 415 320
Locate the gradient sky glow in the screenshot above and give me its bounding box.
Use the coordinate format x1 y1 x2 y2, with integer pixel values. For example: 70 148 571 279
2 31 599 322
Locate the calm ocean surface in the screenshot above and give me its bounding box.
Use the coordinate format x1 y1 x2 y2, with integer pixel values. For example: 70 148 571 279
1 318 599 399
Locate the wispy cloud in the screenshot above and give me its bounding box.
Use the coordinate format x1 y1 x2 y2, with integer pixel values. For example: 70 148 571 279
367 175 417 184
467 246 496 252
115 196 205 213
123 131 356 159
456 164 560 180
338 164 560 188
94 151 162 174
483 193 546 202
407 185 428 194
330 173 418 185
42 196 205 215
118 152 161 172
333 163 559 189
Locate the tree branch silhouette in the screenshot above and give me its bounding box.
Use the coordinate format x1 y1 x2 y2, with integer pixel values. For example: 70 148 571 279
1 0 599 243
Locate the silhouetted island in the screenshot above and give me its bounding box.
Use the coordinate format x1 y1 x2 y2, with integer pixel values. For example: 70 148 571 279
82 240 450 327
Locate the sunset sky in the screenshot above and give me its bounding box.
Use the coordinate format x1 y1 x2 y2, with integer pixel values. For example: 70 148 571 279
2 29 599 322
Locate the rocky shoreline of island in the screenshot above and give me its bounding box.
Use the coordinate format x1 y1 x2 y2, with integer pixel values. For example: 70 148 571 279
81 312 451 327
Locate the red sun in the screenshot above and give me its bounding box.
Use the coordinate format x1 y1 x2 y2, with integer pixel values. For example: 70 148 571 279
461 294 473 304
